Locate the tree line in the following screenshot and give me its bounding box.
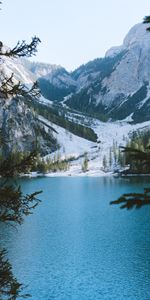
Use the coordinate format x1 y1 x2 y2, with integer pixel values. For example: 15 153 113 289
27 100 98 142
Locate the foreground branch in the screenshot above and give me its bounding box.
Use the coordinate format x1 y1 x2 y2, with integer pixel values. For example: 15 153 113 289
0 37 41 58
0 186 41 224
110 188 150 209
0 73 40 99
0 249 30 299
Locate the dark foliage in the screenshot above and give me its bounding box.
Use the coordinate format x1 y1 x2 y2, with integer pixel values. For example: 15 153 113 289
0 149 42 223
0 151 38 177
121 130 150 173
0 36 41 100
0 37 41 58
0 75 40 99
0 185 41 224
143 16 150 31
111 145 150 208
38 77 76 102
110 189 150 209
121 146 150 163
0 249 30 300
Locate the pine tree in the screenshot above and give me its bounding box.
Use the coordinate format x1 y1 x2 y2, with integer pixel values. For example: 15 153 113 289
118 148 126 168
102 155 107 171
109 148 112 168
82 154 89 172
0 2 42 299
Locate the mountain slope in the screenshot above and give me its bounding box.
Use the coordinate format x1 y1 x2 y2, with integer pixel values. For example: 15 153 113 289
3 22 150 123
0 97 58 156
66 23 150 122
0 53 59 156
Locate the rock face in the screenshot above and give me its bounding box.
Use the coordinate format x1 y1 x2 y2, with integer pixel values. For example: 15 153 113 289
0 51 59 155
0 97 58 156
66 23 150 122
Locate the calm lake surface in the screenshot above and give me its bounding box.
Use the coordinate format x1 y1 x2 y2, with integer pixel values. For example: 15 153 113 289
1 176 150 300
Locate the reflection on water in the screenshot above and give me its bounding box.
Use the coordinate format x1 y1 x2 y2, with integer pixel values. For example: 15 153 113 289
1 177 150 300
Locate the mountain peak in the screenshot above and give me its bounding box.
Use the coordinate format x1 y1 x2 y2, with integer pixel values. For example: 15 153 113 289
123 23 150 47
106 23 150 58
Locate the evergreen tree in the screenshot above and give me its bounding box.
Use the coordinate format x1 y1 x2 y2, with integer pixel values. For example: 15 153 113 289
112 140 118 163
0 2 42 299
102 155 107 171
82 154 89 172
109 148 112 168
118 148 125 168
0 249 31 300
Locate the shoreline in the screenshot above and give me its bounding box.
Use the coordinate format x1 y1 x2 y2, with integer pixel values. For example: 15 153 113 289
21 171 150 178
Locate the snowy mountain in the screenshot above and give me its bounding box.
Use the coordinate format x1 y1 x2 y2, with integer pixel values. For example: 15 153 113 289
66 23 150 122
3 22 150 124
2 21 150 175
15 22 150 124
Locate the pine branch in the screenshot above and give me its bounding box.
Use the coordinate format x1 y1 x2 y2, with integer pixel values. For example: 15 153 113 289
0 73 40 99
0 37 41 58
143 16 150 31
0 151 42 224
110 189 150 209
0 186 42 224
0 249 31 299
120 146 150 161
143 16 150 23
0 151 38 177
120 146 144 154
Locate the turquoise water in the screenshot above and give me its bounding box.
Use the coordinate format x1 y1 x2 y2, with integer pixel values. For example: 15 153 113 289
1 177 150 299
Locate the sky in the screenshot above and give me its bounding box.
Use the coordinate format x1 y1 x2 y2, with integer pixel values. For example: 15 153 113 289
0 0 150 71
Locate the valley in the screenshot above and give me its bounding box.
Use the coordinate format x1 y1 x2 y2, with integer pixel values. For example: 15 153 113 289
1 22 150 176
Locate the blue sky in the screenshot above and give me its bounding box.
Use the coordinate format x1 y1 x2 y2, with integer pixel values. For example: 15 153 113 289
1 0 150 70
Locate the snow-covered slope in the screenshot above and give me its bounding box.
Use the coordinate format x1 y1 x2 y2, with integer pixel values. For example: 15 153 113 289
37 114 150 176
0 57 35 84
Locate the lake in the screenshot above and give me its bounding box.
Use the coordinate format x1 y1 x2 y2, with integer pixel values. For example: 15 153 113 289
1 176 150 300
